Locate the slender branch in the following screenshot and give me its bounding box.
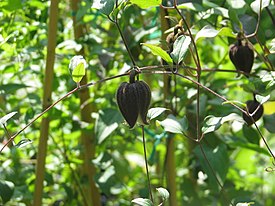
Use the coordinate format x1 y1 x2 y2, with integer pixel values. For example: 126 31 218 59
173 0 202 141
141 125 154 203
266 7 275 27
254 123 275 160
50 134 89 206
107 4 136 67
174 72 247 114
254 35 274 70
0 87 78 153
199 142 234 206
0 73 129 153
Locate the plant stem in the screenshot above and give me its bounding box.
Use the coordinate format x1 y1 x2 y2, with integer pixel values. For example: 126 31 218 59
141 125 154 203
0 87 78 153
199 142 234 206
33 0 59 205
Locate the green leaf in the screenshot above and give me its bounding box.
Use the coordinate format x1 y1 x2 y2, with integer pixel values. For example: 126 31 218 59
3 0 22 11
222 100 246 108
223 135 269 155
15 139 33 148
69 55 87 83
194 143 229 192
131 198 153 206
170 35 191 64
158 114 188 134
202 113 243 134
130 0 161 9
92 0 115 15
141 43 173 64
0 112 17 125
200 7 229 19
263 114 275 133
177 2 204 11
156 187 169 201
255 94 270 104
270 38 275 53
0 180 14 204
195 25 236 42
0 84 29 93
147 107 169 120
72 63 85 83
227 0 246 9
95 109 123 144
251 0 270 14
236 202 255 206
228 8 242 30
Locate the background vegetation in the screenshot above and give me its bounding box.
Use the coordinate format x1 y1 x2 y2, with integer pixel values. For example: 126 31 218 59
0 0 275 205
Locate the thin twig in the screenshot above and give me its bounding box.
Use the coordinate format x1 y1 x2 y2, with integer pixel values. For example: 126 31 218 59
107 3 136 67
199 142 234 206
254 123 275 160
50 134 89 206
141 125 154 203
173 0 202 141
0 87 78 152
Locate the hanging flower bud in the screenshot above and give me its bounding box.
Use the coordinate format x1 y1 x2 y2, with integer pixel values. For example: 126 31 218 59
116 70 151 129
242 99 264 126
229 38 254 75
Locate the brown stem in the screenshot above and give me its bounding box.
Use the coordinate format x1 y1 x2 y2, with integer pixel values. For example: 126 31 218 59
33 0 59 205
199 142 234 206
141 125 154 203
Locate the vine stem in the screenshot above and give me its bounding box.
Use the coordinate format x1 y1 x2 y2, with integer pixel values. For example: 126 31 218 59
107 2 136 67
173 0 202 141
0 72 129 153
199 142 234 206
0 87 78 153
50 134 89 206
141 125 154 204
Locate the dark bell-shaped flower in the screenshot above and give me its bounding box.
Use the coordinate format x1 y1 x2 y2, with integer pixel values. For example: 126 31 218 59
229 39 254 75
116 70 151 129
242 99 264 126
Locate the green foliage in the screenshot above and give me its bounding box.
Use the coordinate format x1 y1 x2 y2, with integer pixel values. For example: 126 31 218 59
0 0 275 205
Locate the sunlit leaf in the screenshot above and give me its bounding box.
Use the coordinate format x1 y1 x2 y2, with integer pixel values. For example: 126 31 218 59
147 107 169 120
177 2 204 11
251 0 270 14
255 94 270 105
158 114 188 134
0 112 17 125
130 0 161 9
222 100 246 108
236 202 255 206
92 0 115 15
15 139 33 148
156 187 169 201
3 0 22 11
269 38 275 53
195 25 236 42
141 43 173 64
263 101 275 115
200 7 229 19
95 109 123 144
227 0 246 9
131 198 153 206
69 55 87 83
170 35 191 64
202 113 243 134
